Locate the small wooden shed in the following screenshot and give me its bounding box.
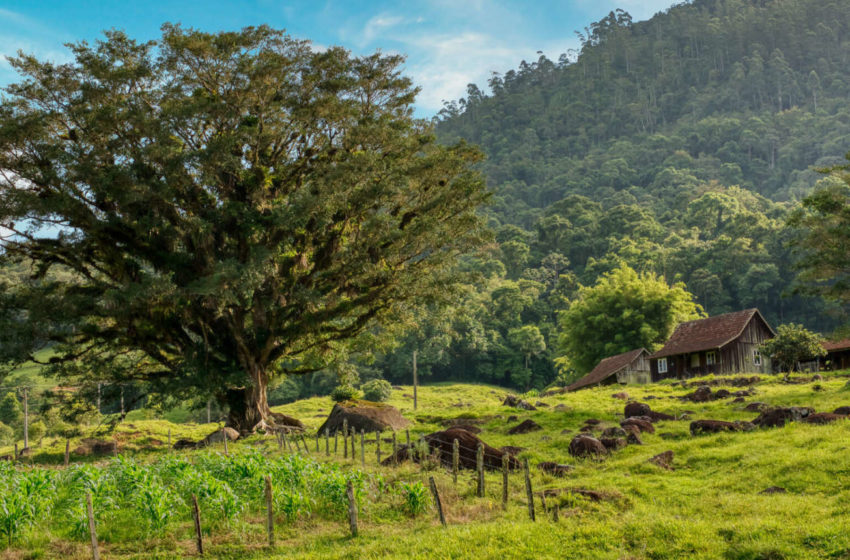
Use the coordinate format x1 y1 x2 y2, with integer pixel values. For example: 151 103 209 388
822 339 850 371
649 308 774 380
566 348 650 392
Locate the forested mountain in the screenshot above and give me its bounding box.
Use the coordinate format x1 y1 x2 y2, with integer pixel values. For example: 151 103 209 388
357 0 850 392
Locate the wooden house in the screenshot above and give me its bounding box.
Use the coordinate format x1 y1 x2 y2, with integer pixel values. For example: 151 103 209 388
821 339 850 371
649 308 775 380
566 348 650 391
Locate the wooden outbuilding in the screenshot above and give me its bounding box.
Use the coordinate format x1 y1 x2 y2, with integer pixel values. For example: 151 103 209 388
821 339 850 371
649 308 775 380
566 348 650 391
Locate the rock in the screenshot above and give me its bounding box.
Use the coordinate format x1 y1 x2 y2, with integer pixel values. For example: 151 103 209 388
600 437 627 451
269 412 305 432
760 486 787 494
383 427 520 470
812 374 824 381
16 447 31 458
507 415 518 422
502 395 537 411
647 410 676 422
537 462 574 477
658 432 679 440
813 384 823 392
752 406 815 428
683 386 714 402
621 417 654 434
583 418 603 426
745 402 769 412
201 427 240 446
173 438 197 450
714 389 731 399
601 427 627 438
500 445 525 456
624 402 651 418
560 429 572 435
317 401 411 435
508 419 542 435
554 404 569 411
568 435 608 458
834 406 850 415
626 431 643 445
802 412 846 425
535 401 550 408
579 425 594 433
677 414 691 421
732 397 746 403
612 392 629 400
689 419 744 435
649 450 674 470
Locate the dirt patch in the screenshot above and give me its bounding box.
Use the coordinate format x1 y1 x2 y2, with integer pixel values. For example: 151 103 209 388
508 419 542 435
502 395 537 410
317 401 410 434
568 435 608 458
745 402 770 412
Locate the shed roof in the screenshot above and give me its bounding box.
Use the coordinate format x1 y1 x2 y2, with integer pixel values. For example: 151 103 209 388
566 348 648 392
823 339 850 352
650 308 774 359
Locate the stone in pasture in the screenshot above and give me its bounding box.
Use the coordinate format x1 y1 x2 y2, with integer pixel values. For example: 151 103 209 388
683 386 714 402
624 402 651 418
647 410 676 422
583 418 603 426
502 395 537 411
500 445 525 456
620 417 654 434
270 412 305 432
579 425 595 433
508 419 542 435
601 427 627 438
535 401 550 408
760 486 787 494
201 427 240 447
507 415 518 422
626 431 643 445
802 412 846 425
745 402 770 412
833 406 850 415
427 428 520 470
600 437 627 451
689 419 744 435
173 438 197 450
317 401 410 435
537 462 574 477
752 406 815 428
568 434 608 459
649 450 674 470
611 392 629 400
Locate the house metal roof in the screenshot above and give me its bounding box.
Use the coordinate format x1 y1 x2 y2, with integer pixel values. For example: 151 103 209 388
823 339 850 352
650 308 774 359
566 348 648 392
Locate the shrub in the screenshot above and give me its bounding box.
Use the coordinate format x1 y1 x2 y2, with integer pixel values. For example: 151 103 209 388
28 420 46 444
0 422 13 445
330 385 360 403
361 379 392 402
0 393 22 429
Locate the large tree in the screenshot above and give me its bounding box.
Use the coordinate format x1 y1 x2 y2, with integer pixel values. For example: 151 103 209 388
0 25 488 431
558 264 703 375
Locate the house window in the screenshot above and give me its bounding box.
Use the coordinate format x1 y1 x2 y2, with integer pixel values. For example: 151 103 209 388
706 351 716 366
658 358 668 373
753 349 762 366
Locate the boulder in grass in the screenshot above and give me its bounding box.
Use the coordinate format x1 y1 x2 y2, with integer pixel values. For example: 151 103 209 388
647 410 676 422
201 427 240 446
600 437 627 451
502 395 537 411
601 427 627 438
537 462 574 477
833 406 850 415
317 401 410 435
568 435 608 459
649 450 674 470
270 412 305 433
395 427 520 470
624 402 651 418
689 419 746 435
802 412 846 425
621 417 654 434
508 419 542 435
500 445 525 456
611 392 629 400
752 406 815 428
760 486 787 495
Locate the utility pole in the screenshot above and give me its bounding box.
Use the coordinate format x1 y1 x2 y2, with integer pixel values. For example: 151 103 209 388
120 385 125 415
22 388 28 450
97 382 102 414
207 399 212 424
413 350 419 410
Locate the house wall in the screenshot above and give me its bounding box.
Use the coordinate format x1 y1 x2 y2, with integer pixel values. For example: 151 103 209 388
615 354 651 384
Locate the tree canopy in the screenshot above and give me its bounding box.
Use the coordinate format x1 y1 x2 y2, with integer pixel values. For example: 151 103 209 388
0 25 488 431
558 264 703 375
760 323 826 373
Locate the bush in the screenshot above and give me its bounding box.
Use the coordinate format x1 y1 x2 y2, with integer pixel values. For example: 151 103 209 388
361 379 392 402
330 385 360 403
28 420 46 444
0 422 13 445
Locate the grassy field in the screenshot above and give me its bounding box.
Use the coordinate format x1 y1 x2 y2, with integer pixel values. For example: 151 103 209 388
5 373 850 559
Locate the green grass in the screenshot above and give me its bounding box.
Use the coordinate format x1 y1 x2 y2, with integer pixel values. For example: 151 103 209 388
5 373 850 559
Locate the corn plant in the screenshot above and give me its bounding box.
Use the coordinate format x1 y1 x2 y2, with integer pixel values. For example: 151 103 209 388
398 481 430 517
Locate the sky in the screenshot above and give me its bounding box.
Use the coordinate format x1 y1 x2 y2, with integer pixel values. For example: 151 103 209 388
0 0 677 117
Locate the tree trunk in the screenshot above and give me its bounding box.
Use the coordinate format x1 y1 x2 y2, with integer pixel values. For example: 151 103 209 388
225 367 273 433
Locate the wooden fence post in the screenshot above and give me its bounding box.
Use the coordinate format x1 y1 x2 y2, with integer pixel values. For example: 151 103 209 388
222 428 228 457
476 443 485 497
360 430 365 467
392 432 398 466
276 432 283 451
540 492 548 517
316 432 320 453
553 504 560 522
346 480 358 537
375 431 381 464
325 430 330 456
265 475 275 547
64 439 70 468
13 443 16 464
168 428 171 448
405 429 410 451
502 453 509 509
281 432 289 453
523 458 535 521
351 429 356 463
429 476 447 527
85 493 100 560
343 421 349 459
452 439 459 484
334 429 339 454
191 494 204 556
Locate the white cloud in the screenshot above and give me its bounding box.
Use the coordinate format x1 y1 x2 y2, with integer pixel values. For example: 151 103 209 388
362 14 406 45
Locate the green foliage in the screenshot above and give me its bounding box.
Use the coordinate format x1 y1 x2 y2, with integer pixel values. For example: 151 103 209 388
398 481 430 517
761 324 826 373
0 393 22 431
360 379 392 402
330 385 361 403
558 264 703 374
28 421 45 444
0 423 12 446
0 24 489 430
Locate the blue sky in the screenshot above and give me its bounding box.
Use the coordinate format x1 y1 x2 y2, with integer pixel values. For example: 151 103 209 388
0 0 676 117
